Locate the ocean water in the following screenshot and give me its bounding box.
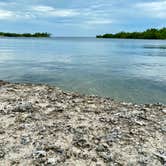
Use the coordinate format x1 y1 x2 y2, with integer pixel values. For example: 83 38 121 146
0 37 166 104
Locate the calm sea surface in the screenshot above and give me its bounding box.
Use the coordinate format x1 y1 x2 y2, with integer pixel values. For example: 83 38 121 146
0 37 166 104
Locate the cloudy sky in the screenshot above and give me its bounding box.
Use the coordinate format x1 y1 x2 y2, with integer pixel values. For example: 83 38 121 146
0 0 166 36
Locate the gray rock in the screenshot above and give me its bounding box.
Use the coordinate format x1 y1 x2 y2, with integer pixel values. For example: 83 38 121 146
14 102 33 112
154 152 166 165
98 152 112 162
33 150 47 158
0 148 5 158
96 144 109 152
20 135 31 145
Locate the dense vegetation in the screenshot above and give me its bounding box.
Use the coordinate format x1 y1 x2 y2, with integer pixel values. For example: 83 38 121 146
0 32 51 37
97 28 166 39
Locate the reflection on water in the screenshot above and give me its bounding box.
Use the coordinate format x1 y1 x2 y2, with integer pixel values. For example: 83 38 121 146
0 37 166 104
144 45 166 49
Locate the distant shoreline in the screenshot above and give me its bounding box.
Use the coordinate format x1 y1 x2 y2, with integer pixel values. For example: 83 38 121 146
97 27 166 40
0 32 51 38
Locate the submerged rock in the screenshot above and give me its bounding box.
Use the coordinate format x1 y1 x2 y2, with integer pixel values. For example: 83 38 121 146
0 82 165 165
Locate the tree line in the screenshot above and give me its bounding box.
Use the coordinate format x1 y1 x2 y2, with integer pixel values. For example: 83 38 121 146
96 28 166 39
0 32 51 37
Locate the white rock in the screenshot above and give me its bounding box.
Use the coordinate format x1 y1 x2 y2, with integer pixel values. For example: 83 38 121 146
162 109 166 113
48 158 57 164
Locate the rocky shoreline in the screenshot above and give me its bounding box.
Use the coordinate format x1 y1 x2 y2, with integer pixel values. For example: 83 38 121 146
0 80 165 166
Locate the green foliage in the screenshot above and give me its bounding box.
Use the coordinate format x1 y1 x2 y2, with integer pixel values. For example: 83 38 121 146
96 28 166 39
0 32 51 37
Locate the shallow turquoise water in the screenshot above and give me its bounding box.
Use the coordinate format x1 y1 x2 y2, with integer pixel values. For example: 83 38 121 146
0 37 166 104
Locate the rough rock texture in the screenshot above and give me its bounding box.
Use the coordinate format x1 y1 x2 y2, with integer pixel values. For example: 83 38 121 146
0 80 165 166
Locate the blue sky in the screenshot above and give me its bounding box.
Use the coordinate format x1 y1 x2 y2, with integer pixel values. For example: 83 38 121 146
0 0 166 36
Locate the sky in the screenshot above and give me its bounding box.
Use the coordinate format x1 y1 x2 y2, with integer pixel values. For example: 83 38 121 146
0 0 166 36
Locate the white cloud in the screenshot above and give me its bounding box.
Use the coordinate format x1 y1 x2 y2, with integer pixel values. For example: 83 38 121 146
135 1 166 18
0 9 14 20
32 5 79 17
86 19 113 24
0 4 79 21
0 9 36 20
